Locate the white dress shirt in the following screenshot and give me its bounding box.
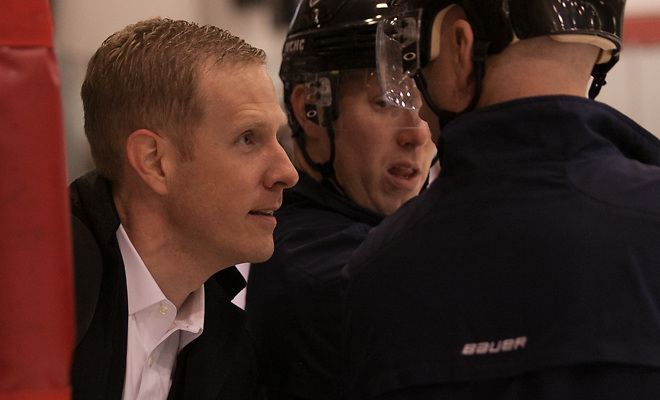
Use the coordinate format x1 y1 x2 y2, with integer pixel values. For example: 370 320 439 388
116 225 205 400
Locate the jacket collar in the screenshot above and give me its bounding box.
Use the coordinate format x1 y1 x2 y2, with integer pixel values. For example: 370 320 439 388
290 172 385 226
70 171 247 299
438 95 660 176
70 170 121 245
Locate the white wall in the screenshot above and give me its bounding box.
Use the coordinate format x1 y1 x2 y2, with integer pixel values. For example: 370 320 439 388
626 0 660 16
597 0 660 137
54 0 660 182
598 44 660 137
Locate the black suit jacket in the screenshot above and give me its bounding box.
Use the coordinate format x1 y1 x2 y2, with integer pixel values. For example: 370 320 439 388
69 171 260 400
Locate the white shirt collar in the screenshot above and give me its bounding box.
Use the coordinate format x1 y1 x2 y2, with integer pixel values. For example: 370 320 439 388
117 224 205 340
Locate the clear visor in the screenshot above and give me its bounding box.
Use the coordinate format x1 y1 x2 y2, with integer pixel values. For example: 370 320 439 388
302 69 427 130
376 9 423 110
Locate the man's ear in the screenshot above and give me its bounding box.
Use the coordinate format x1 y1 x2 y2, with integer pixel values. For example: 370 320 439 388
451 18 475 93
290 83 326 139
125 129 169 195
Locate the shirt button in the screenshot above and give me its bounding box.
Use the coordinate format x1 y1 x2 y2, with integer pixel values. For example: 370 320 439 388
148 356 154 366
159 305 169 314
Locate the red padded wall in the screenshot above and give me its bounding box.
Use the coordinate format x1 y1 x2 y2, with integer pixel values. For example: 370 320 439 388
0 1 74 399
624 15 660 45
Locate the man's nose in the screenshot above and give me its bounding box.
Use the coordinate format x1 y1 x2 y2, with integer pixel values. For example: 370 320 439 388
396 112 432 148
265 143 299 189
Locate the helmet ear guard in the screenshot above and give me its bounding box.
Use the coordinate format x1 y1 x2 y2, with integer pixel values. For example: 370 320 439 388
550 34 618 64
303 74 334 127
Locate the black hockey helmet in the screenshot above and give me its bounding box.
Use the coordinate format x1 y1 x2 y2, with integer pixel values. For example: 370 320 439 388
281 0 389 83
377 0 626 117
280 0 422 187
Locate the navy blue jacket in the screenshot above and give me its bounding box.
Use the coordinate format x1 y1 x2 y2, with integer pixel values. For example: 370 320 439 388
342 96 660 399
247 172 383 399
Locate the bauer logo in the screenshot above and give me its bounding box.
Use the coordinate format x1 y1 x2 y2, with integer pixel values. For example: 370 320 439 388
284 38 306 54
461 336 527 356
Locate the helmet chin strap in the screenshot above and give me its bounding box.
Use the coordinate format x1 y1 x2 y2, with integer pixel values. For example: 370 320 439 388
414 72 456 129
318 125 348 196
589 54 619 99
294 121 347 196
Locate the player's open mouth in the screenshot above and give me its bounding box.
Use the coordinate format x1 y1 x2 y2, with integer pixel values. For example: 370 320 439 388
387 164 422 190
388 166 417 180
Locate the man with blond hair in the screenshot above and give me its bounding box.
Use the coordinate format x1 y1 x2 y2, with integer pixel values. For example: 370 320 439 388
70 17 298 400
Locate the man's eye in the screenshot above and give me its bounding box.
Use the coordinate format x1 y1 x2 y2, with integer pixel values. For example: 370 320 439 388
375 99 388 108
238 132 253 145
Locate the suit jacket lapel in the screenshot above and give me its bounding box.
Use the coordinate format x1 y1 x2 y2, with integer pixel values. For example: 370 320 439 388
169 269 259 400
70 172 128 400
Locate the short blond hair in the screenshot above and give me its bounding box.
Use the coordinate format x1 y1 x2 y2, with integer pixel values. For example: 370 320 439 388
81 17 266 184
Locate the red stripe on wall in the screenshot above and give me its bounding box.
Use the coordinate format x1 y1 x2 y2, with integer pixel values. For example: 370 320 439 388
624 15 660 44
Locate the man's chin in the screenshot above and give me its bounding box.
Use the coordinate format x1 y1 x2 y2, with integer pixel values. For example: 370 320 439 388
245 242 275 264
